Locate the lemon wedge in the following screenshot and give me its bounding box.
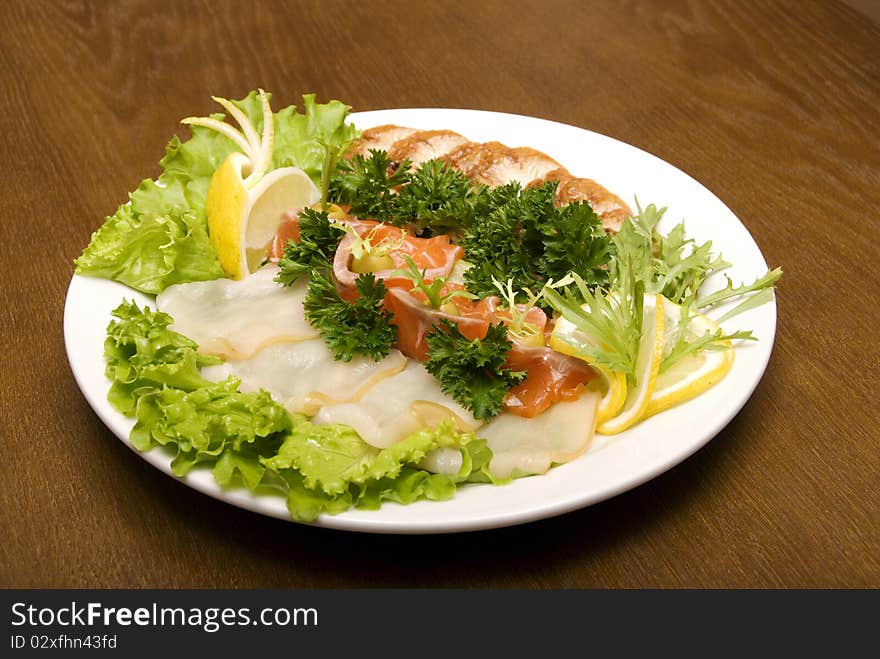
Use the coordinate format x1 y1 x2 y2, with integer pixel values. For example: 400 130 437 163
549 321 627 424
183 90 319 279
595 293 665 435
205 155 319 278
642 297 734 419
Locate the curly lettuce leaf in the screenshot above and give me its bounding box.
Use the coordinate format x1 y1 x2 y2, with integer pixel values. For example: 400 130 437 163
104 300 221 415
356 441 500 509
281 471 354 521
265 420 471 494
76 91 358 294
130 378 292 478
102 301 500 522
212 447 268 491
104 300 288 485
357 468 457 510
264 419 492 521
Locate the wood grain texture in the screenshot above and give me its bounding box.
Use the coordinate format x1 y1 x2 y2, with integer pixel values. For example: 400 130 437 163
1 0 877 588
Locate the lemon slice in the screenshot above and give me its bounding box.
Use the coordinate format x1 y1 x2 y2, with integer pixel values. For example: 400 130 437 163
642 297 734 419
205 154 319 278
549 318 627 424
596 293 665 435
593 369 627 425
183 90 320 279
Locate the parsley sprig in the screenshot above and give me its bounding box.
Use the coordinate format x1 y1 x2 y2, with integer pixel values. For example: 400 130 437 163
328 151 613 302
275 208 345 285
277 212 400 363
394 159 477 235
302 270 398 362
425 321 526 420
462 181 612 301
330 149 411 222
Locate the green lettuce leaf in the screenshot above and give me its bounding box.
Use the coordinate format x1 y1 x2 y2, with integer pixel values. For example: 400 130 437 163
131 379 292 478
104 300 221 415
76 91 358 294
102 302 501 521
76 206 224 296
263 419 493 521
272 93 361 183
212 447 267 492
281 470 354 521
357 468 457 510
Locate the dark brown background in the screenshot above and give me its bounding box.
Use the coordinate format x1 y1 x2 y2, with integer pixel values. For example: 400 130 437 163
1 0 877 588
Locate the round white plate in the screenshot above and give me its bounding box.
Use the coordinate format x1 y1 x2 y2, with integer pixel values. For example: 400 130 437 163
64 108 776 534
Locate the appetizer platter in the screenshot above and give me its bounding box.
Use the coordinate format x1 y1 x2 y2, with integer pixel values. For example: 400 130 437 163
65 92 779 533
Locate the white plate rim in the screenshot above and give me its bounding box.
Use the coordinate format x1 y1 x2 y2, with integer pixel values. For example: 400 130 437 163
64 107 777 534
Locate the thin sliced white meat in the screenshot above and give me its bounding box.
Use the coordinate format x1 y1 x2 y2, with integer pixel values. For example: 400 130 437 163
201 340 407 415
439 141 490 179
442 141 516 186
312 361 481 448
155 265 316 359
387 130 470 166
351 123 632 232
544 170 632 233
469 143 522 186
510 147 564 187
348 125 418 157
478 391 599 479
416 447 463 475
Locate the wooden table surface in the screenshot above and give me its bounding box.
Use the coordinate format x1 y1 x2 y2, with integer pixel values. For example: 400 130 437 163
1 0 877 588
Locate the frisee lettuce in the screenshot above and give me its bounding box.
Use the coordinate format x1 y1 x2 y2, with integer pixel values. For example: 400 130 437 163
393 254 476 310
76 92 358 294
659 302 756 374
543 202 781 379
